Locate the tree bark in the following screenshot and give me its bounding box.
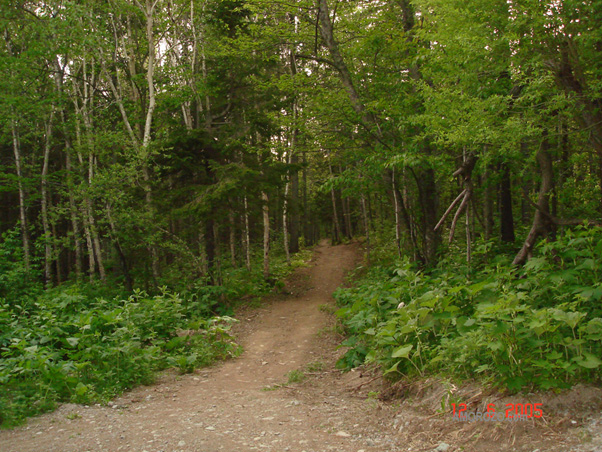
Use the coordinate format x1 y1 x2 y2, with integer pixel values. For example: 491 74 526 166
548 41 602 213
317 0 373 126
483 167 494 241
10 120 31 269
513 138 555 266
106 203 133 291
283 160 291 264
229 208 237 267
262 191 270 279
41 113 55 287
329 165 342 244
142 0 160 282
243 195 251 271
361 194 370 262
392 168 403 258
500 163 515 243
205 217 216 282
414 167 439 265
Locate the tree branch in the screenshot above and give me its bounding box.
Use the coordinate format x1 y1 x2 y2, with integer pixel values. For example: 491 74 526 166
294 53 336 68
521 191 602 227
434 189 467 231
448 188 471 245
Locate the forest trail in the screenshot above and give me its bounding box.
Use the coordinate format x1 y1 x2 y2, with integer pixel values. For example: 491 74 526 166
2 241 601 452
0 241 388 452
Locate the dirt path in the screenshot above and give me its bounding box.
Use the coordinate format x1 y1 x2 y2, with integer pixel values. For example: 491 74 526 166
2 241 602 452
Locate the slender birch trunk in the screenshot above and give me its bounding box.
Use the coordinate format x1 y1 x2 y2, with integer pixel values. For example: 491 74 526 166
244 195 251 271
392 167 403 259
328 165 342 243
41 113 55 287
262 191 270 279
229 209 236 267
283 151 291 265
10 120 30 268
361 193 370 262
71 90 96 281
60 105 83 280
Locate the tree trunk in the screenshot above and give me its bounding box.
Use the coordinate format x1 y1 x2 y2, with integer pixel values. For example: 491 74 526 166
106 203 133 291
330 186 342 244
483 167 494 241
317 0 373 125
361 194 370 262
283 167 291 264
81 207 96 282
213 222 222 286
415 167 439 265
262 191 270 279
329 164 342 243
392 168 403 258
302 150 310 246
10 120 30 269
500 163 515 243
142 0 160 282
41 114 55 287
86 150 106 283
198 221 208 276
290 152 300 252
513 138 555 265
65 148 83 281
244 195 251 271
205 217 216 281
550 41 602 213
71 98 96 282
229 208 236 267
51 220 62 284
88 200 106 283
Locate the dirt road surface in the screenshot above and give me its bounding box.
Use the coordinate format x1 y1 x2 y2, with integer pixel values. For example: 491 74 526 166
2 241 602 452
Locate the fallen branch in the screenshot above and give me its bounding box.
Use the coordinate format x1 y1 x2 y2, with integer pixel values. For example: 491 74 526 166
352 374 383 392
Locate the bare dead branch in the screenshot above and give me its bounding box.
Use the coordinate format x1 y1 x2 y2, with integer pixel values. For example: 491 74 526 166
434 188 467 231
448 188 472 245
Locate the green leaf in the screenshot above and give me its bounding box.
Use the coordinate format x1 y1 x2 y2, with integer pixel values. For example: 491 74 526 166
383 360 400 375
391 344 413 358
576 352 602 369
75 382 88 396
552 309 586 329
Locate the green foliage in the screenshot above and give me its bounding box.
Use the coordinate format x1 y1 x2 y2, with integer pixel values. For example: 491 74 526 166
285 369 305 384
0 288 239 428
0 228 42 305
335 226 602 392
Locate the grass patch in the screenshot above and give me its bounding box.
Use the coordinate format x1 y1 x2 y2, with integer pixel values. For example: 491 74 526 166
286 369 306 384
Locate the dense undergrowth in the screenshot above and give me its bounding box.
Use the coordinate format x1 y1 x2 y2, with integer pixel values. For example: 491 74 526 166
335 226 602 392
0 228 310 428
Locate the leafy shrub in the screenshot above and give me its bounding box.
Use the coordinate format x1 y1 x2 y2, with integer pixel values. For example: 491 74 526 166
335 226 602 392
0 288 239 428
0 228 43 307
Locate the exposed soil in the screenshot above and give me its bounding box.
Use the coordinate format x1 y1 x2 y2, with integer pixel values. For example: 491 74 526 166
1 240 602 452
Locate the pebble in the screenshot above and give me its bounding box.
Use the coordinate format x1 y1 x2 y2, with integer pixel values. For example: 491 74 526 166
435 443 450 452
178 441 186 446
